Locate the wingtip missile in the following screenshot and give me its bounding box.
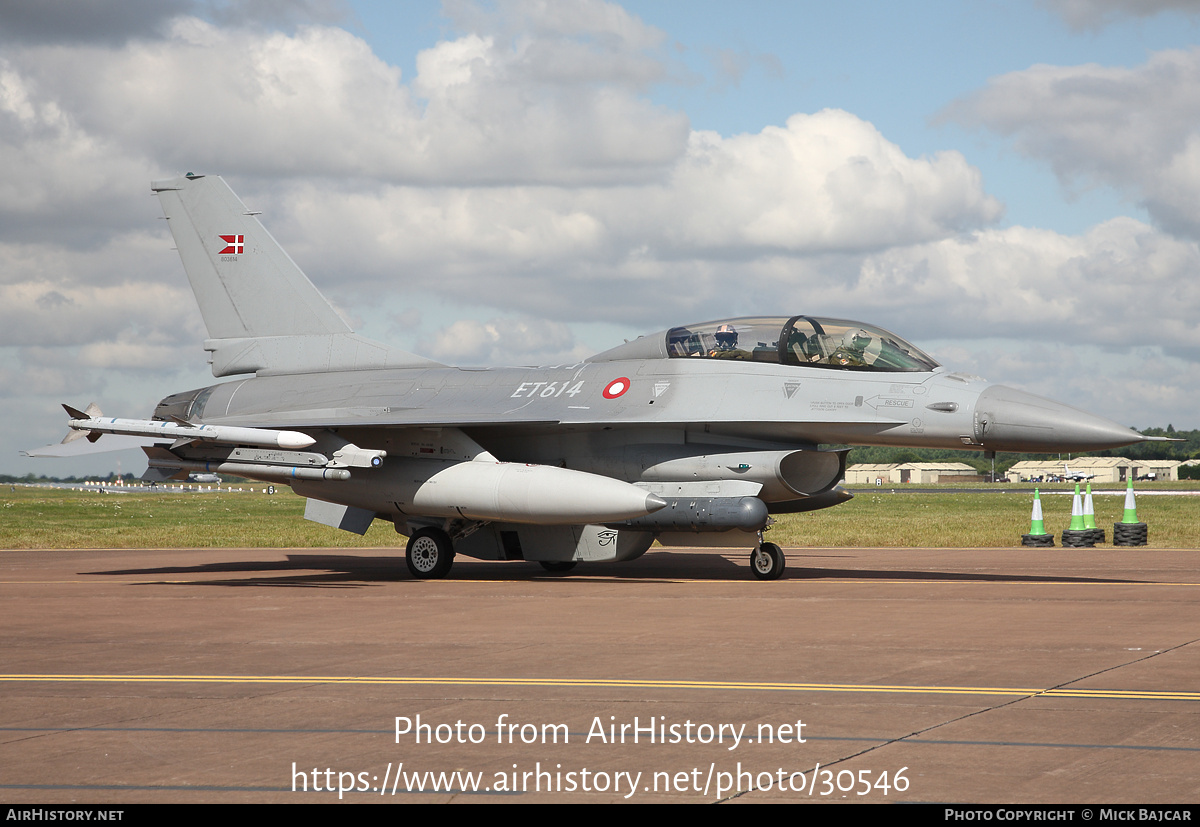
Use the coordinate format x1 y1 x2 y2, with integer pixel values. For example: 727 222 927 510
61 404 316 450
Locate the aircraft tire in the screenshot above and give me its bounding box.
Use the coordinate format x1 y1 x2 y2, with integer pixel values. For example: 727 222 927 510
539 561 577 573
406 527 455 579
751 542 785 580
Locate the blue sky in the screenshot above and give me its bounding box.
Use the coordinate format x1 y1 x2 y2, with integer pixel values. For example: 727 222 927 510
4 0 1200 476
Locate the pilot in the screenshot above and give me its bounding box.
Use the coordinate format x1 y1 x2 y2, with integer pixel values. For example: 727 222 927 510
827 348 859 366
708 324 750 359
827 329 871 367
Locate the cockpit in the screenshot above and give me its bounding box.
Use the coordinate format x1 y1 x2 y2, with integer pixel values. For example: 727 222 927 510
665 316 940 372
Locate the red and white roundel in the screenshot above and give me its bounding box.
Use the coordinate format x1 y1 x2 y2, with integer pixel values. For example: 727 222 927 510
602 377 630 399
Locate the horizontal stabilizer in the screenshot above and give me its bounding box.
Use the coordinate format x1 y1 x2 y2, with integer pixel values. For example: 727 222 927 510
140 462 188 483
23 433 161 458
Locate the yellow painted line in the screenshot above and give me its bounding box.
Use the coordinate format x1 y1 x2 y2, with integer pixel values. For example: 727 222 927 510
1 674 1197 702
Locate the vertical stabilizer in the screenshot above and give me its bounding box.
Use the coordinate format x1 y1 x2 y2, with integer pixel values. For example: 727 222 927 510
152 174 440 376
152 174 349 339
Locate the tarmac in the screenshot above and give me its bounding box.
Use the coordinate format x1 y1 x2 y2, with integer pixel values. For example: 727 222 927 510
2 544 1198 804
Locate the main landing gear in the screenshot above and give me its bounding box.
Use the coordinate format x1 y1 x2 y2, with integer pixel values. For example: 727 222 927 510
402 525 786 580
539 561 577 573
750 539 785 580
405 526 455 579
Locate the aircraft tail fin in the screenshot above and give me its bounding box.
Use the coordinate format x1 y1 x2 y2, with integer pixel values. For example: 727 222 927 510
151 174 441 377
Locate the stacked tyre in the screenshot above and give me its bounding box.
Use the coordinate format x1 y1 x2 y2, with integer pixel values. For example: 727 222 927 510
1060 529 1096 548
1021 533 1055 547
1112 522 1148 547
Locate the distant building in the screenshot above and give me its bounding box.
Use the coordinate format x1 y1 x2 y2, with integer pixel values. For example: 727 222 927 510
1005 458 1181 483
846 462 979 484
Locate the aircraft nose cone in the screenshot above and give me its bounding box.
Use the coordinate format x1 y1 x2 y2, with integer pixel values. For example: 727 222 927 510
975 385 1146 453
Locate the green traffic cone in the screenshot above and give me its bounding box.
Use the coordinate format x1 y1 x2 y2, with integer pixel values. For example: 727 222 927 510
1028 488 1049 536
1083 483 1097 530
1068 484 1086 531
1120 477 1140 524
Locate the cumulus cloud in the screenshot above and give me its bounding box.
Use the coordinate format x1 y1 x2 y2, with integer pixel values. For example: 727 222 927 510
440 0 670 85
652 113 1000 253
0 0 189 46
0 5 687 189
427 316 587 364
0 230 203 354
1039 0 1200 31
269 109 1000 330
944 47 1200 238
0 278 200 349
1 0 997 264
0 1 352 47
840 218 1200 351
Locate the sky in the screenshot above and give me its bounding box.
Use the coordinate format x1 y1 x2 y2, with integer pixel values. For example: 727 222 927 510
5 0 1200 477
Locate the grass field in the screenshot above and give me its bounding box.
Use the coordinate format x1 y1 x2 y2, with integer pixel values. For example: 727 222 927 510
773 484 1199 548
3 482 1196 549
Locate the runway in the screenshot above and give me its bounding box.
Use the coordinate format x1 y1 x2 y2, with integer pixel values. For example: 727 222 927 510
2 545 1198 803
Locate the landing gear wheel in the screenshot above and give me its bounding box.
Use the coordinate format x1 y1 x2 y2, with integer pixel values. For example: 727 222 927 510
406 527 455 579
751 542 785 580
539 561 577 573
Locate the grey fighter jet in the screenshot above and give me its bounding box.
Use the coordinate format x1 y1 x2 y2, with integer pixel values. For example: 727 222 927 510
31 175 1159 580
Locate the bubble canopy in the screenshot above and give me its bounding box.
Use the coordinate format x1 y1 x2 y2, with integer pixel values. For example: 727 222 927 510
665 316 940 372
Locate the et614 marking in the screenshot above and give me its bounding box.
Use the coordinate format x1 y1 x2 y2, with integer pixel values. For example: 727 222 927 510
510 380 585 399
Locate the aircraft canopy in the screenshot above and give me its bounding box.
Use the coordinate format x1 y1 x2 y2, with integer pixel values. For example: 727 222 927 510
665 316 940 372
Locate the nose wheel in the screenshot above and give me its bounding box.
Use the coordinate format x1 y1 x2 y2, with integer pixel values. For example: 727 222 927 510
750 542 785 580
406 527 455 579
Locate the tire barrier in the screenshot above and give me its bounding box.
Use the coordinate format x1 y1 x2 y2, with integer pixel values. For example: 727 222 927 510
1113 521 1148 547
1061 528 1097 548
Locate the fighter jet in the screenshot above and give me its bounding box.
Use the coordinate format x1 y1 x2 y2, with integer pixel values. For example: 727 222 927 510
29 174 1160 580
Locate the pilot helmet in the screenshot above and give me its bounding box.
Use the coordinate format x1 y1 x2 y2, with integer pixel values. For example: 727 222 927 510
714 324 738 349
845 328 871 351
